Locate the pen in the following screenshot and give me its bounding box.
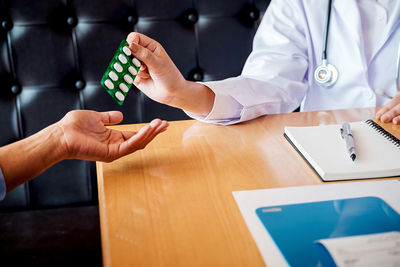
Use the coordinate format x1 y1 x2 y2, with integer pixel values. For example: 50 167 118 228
340 123 357 161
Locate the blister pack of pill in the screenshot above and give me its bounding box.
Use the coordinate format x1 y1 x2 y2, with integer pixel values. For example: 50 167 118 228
101 40 141 105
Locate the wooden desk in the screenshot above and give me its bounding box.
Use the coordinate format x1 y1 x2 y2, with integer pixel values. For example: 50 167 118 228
96 108 400 267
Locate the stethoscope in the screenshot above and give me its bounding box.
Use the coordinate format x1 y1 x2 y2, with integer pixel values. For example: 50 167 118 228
314 0 400 96
314 0 338 88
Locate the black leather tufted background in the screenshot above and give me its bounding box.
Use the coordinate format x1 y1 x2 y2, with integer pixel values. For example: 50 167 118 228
0 0 270 265
0 0 270 210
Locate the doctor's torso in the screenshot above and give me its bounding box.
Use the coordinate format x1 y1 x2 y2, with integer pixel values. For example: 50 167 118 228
244 0 400 112
302 0 399 111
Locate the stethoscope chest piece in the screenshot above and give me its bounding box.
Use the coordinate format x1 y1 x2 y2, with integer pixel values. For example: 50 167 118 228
314 0 338 88
314 59 338 88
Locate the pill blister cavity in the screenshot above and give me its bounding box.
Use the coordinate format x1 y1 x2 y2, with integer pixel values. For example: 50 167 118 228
119 83 129 93
113 62 123 73
118 54 128 64
122 46 132 56
132 58 141 68
128 66 138 76
124 74 133 84
105 79 114 90
115 91 125 101
109 71 118 81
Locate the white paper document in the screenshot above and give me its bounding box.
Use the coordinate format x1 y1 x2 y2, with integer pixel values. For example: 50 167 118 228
232 180 400 267
317 231 400 267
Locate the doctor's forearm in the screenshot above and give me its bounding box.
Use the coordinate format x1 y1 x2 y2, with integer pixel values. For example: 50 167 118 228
172 81 215 117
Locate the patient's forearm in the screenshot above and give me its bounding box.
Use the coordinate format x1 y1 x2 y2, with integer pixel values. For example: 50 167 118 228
0 123 65 192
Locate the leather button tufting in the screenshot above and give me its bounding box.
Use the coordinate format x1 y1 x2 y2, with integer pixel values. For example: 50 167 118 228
67 16 78 27
244 5 260 22
1 20 13 31
10 85 21 95
187 13 198 23
127 15 138 25
75 80 86 90
190 69 203 81
182 9 198 25
240 4 260 25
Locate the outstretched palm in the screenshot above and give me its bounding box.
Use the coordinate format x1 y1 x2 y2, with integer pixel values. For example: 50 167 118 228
57 110 168 162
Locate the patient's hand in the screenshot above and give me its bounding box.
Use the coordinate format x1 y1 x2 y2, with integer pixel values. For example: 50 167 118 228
0 109 168 193
58 110 168 162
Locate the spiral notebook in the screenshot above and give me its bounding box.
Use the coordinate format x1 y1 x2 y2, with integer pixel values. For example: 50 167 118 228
284 119 400 181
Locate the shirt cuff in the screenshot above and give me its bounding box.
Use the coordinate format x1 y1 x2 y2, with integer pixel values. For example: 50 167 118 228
0 167 6 201
184 81 243 125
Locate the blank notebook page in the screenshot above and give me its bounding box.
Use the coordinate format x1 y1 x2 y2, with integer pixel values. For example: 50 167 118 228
284 121 400 181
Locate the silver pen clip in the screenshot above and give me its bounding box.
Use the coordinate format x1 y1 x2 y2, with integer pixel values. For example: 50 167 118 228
341 123 357 162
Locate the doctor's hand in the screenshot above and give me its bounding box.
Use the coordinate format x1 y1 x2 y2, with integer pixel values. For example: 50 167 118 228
127 32 215 116
58 110 169 162
375 93 400 124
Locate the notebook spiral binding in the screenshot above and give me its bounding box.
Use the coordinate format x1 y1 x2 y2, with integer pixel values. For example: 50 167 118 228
365 119 400 148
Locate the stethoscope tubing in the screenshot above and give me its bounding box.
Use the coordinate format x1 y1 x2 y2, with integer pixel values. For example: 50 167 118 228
322 0 332 61
316 0 399 93
315 0 338 87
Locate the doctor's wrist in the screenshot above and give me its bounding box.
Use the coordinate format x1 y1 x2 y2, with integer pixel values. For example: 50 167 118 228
174 80 215 117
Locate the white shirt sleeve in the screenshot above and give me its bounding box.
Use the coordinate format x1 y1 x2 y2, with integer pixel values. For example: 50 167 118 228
0 167 6 201
185 0 309 125
184 81 243 125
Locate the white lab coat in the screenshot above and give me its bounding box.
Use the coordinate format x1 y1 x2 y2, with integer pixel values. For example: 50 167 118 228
190 0 400 125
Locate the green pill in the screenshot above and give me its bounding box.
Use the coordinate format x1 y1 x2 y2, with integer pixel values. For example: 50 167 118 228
101 40 141 105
